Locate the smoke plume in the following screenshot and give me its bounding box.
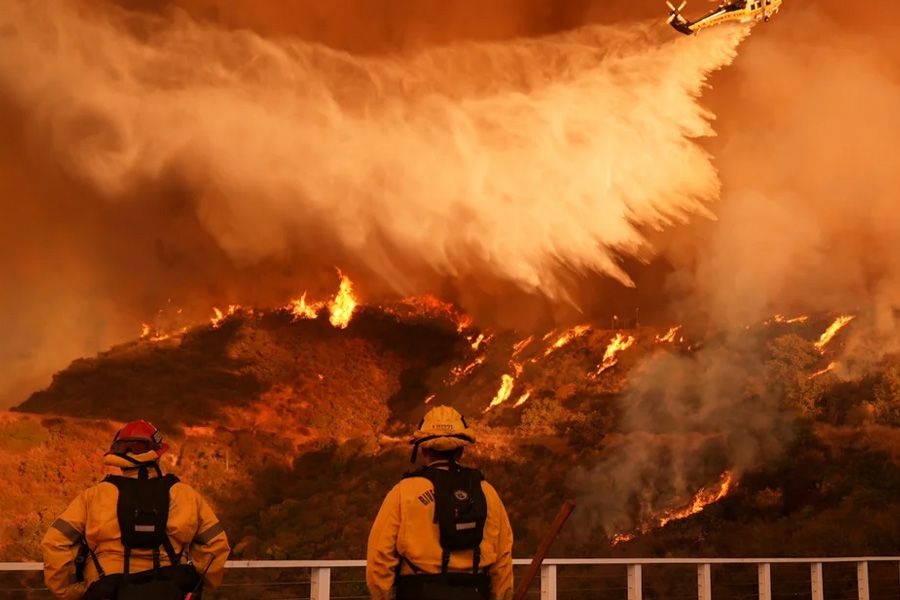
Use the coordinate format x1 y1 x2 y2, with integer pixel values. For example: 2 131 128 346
0 0 748 407
572 1 900 537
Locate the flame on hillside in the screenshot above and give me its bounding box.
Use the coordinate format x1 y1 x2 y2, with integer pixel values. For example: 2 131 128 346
288 293 322 321
447 355 486 385
513 390 531 408
814 315 855 351
808 361 838 380
657 471 734 528
328 273 357 329
139 323 171 342
612 471 736 545
545 325 591 357
770 314 809 325
655 326 682 343
484 374 515 413
596 333 636 375
284 272 359 328
512 336 534 357
211 304 241 328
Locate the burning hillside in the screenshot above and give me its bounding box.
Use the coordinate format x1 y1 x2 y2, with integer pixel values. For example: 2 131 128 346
7 283 900 564
1 2 900 590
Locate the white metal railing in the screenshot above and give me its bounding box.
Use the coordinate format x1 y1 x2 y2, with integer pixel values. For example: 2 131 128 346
3 557 900 599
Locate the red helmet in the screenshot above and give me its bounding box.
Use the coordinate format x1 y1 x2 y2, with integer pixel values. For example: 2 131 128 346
108 420 169 457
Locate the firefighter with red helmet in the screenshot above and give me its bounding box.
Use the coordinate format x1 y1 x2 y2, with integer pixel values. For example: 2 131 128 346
41 420 230 600
367 405 514 600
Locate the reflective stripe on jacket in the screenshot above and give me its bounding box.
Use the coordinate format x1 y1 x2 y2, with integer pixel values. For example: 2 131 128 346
41 470 230 600
366 466 514 600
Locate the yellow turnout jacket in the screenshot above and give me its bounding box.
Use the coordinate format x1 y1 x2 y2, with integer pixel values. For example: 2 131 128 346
366 461 514 600
41 462 230 600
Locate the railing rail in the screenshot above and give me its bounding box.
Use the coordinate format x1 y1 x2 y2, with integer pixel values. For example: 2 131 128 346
3 557 900 599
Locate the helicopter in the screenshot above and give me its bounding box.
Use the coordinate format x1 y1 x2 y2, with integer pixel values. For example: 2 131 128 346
666 0 782 35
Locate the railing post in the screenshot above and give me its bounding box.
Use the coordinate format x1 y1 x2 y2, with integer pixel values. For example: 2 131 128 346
311 566 331 600
541 564 557 600
758 563 771 600
857 561 870 600
811 562 824 600
627 564 643 600
698 563 712 600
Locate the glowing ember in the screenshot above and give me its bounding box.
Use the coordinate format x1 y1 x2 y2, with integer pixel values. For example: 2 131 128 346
512 336 534 357
328 272 358 329
469 333 492 351
808 362 838 380
484 374 515 413
655 326 682 343
447 355 486 385
771 314 809 325
139 322 172 342
657 472 734 528
545 325 591 357
424 393 436 405
596 333 636 374
287 292 322 321
388 295 472 331
814 315 855 351
611 532 635 546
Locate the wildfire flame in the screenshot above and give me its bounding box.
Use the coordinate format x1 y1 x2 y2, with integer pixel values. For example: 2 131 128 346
814 315 855 351
513 390 531 408
328 272 357 329
545 325 591 357
655 326 682 343
512 336 534 357
657 471 734 528
210 304 241 328
469 333 492 351
808 362 838 380
614 472 736 545
771 314 809 325
596 333 636 375
288 292 322 321
447 355 486 385
484 374 515 413
139 323 171 342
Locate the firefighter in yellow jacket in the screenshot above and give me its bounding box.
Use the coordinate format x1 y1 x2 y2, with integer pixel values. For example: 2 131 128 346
41 420 230 600
367 406 514 600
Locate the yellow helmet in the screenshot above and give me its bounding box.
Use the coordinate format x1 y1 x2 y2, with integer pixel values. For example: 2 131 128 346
410 405 476 462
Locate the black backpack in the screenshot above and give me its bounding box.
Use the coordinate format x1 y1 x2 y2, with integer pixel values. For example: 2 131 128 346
403 462 489 563
397 462 491 600
84 472 201 600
